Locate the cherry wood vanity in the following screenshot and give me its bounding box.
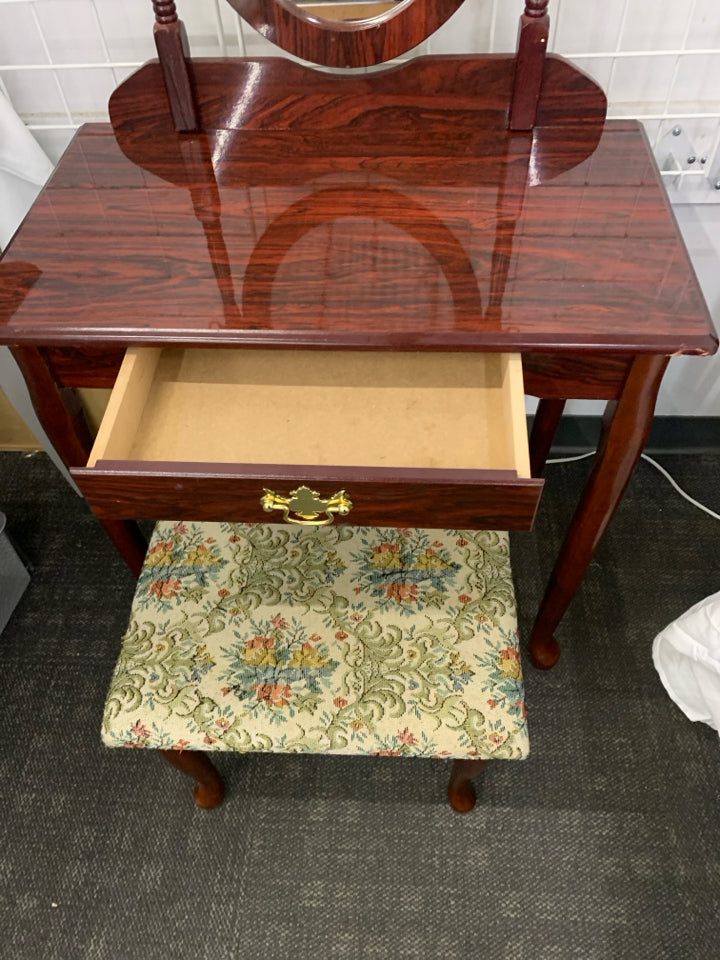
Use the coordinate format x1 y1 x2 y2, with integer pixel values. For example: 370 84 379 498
0 0 716 668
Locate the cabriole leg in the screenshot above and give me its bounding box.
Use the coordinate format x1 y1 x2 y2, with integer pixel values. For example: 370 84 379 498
529 397 567 477
447 758 489 813
529 356 669 669
159 749 225 809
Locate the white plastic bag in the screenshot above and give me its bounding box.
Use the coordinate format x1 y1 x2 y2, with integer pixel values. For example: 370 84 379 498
653 591 720 732
0 90 53 249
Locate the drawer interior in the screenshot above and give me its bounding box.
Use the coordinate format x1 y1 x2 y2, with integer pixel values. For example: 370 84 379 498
88 348 530 476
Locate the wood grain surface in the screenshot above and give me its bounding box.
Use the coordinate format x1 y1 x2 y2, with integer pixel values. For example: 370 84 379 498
71 461 543 530
0 50 713 357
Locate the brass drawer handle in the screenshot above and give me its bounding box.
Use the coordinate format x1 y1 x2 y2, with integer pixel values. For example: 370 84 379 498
261 485 353 526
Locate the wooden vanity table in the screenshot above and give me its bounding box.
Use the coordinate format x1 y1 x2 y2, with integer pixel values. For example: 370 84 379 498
0 0 716 668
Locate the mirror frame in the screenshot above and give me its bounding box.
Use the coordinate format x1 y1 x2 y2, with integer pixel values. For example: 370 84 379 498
229 0 469 67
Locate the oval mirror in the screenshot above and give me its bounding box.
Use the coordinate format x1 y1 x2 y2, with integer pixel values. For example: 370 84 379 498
229 0 469 67
294 1 407 23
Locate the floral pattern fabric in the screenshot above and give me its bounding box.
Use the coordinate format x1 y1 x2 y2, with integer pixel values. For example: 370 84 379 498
102 523 528 760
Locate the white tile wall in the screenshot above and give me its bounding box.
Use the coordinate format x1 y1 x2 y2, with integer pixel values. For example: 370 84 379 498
553 0 627 53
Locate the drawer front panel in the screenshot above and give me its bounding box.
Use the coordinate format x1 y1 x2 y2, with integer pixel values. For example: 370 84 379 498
72 464 543 531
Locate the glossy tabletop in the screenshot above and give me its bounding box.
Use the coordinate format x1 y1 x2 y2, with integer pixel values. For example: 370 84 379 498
0 59 715 357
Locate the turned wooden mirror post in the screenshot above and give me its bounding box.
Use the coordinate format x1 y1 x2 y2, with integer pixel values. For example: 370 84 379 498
151 0 551 132
510 0 550 130
151 1 198 130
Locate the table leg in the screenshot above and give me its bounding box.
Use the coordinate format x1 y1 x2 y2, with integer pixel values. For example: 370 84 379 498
529 397 567 477
99 519 148 578
11 345 148 575
12 346 93 464
529 355 669 669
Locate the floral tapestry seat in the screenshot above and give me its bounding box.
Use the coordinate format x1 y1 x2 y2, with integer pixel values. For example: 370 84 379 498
103 522 529 812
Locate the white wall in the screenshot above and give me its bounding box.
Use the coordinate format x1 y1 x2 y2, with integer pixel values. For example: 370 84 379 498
658 206 720 416
1 0 719 417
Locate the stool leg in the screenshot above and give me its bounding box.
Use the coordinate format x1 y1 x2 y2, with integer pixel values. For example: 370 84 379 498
159 749 225 809
447 758 488 813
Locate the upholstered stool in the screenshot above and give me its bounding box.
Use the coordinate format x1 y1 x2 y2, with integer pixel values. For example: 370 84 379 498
102 522 528 812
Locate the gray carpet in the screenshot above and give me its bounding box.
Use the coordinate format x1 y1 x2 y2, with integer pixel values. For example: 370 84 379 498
0 450 718 960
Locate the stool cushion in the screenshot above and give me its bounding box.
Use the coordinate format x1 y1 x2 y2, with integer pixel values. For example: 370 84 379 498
102 523 528 760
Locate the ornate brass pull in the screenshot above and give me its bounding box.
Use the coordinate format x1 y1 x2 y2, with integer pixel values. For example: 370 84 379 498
261 485 353 526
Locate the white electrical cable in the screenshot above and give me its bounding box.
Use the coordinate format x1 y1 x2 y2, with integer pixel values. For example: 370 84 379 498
640 453 720 521
546 451 596 464
546 450 720 521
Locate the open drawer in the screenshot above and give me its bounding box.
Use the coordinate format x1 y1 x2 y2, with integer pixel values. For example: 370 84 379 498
71 348 543 530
